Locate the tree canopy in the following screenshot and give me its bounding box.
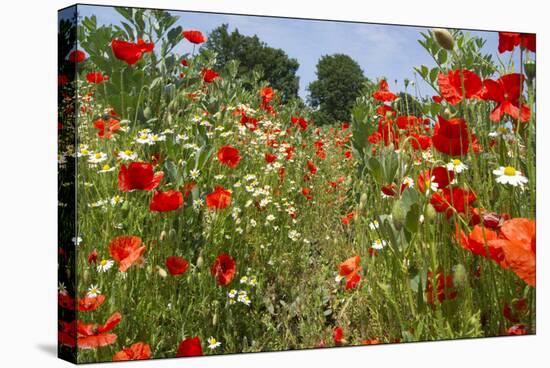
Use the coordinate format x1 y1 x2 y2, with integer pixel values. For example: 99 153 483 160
307 54 366 125
204 24 300 102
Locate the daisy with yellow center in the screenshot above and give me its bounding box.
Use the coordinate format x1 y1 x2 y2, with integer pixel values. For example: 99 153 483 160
86 284 101 297
88 152 107 164
372 239 387 250
98 164 115 173
97 259 114 273
447 159 468 173
118 149 137 161
207 337 222 350
493 166 528 187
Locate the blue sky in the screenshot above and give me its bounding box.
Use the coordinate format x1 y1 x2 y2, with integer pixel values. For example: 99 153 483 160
75 4 506 99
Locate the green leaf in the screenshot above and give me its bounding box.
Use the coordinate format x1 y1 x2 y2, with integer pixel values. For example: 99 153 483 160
405 203 420 233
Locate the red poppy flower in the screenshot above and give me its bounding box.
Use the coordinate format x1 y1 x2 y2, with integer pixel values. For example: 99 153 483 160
503 299 528 323
118 162 164 192
201 68 219 83
291 116 308 131
456 224 504 265
307 160 317 175
432 115 470 156
136 38 154 52
93 117 120 139
333 326 344 345
430 187 476 218
338 255 361 290
408 133 431 150
176 336 203 357
165 256 189 276
111 39 153 65
58 292 75 310
483 74 531 122
183 181 196 199
78 295 106 312
488 218 535 286
498 32 536 53
217 145 242 168
437 69 482 105
113 342 151 361
88 249 98 264
68 50 86 63
416 166 454 193
340 212 355 225
261 86 274 104
58 320 77 347
206 186 232 210
507 324 529 335
58 74 69 86
86 72 109 84
108 236 146 272
182 30 207 44
150 190 184 212
425 272 457 305
77 312 122 349
302 187 313 200
265 153 277 163
181 58 188 66
211 254 236 286
372 80 397 102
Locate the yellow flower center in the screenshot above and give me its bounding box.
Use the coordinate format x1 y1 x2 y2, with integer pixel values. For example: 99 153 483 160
452 159 461 166
81 149 89 155
100 259 108 266
503 166 516 176
102 165 110 171
140 134 148 140
95 153 101 159
124 150 133 155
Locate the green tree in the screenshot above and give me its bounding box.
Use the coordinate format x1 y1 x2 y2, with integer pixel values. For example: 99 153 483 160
307 54 366 125
394 92 424 116
204 24 300 102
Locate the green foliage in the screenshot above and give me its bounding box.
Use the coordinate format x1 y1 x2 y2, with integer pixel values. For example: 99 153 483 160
308 54 367 125
203 24 300 102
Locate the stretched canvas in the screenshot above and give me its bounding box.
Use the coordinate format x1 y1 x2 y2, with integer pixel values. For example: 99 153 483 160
58 3 536 364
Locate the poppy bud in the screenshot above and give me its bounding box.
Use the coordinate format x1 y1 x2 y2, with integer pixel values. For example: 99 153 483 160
359 193 368 210
196 254 204 268
144 106 152 120
391 200 407 230
156 266 168 278
424 203 436 221
433 28 455 50
159 230 167 241
524 60 536 81
169 228 177 239
212 312 218 326
453 264 467 289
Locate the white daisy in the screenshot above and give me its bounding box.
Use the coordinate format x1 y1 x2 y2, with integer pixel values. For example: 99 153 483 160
118 149 138 161
447 159 468 173
207 337 222 350
493 166 528 187
369 220 379 230
189 169 200 180
372 239 387 250
97 259 114 272
88 152 107 164
87 284 101 298
98 164 115 173
72 236 82 245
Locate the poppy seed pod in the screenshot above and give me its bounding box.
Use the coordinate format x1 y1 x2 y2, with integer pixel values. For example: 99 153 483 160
424 203 437 221
453 264 468 289
433 28 455 50
391 200 407 230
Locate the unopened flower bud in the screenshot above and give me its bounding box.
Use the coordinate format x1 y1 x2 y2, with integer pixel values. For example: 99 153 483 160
433 28 455 50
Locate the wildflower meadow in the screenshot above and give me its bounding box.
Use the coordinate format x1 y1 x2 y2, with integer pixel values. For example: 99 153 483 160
58 6 536 363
